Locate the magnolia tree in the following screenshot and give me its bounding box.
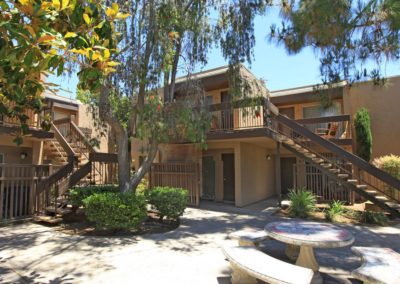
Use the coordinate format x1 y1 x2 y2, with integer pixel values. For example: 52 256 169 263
0 0 126 143
78 0 269 193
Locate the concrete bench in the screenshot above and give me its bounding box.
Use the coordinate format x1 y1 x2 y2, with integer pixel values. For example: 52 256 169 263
229 230 270 246
222 246 313 284
351 246 400 284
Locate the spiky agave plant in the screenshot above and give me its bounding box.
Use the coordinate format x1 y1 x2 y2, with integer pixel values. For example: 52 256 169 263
288 188 317 218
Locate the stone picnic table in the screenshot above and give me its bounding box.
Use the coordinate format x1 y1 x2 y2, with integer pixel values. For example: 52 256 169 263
265 221 355 284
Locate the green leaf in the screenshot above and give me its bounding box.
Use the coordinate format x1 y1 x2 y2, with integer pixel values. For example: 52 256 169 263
24 49 35 66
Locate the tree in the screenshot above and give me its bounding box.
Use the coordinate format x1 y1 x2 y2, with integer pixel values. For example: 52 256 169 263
270 0 400 84
79 0 268 193
354 107 372 162
0 0 126 143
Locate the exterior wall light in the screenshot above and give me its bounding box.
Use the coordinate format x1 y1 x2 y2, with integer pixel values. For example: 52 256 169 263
266 155 271 160
20 152 28 160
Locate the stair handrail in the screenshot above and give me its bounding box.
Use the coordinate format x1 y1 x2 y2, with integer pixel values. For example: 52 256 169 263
36 161 74 195
264 99 400 190
70 120 99 153
51 122 77 159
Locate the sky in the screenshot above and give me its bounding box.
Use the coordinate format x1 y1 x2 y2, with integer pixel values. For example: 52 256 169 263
49 8 400 99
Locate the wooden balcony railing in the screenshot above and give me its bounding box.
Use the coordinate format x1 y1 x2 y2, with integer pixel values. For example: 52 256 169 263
206 99 352 141
0 107 51 130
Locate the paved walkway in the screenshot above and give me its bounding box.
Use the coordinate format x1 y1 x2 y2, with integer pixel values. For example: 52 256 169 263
1 202 399 284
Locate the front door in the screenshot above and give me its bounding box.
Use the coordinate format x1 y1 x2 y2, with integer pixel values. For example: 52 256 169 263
280 157 297 195
202 156 215 200
222 153 235 202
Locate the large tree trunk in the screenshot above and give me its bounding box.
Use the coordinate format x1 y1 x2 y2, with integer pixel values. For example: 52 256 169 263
130 140 158 191
116 131 131 193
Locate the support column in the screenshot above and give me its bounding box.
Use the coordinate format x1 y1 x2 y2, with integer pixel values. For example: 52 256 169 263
275 142 281 202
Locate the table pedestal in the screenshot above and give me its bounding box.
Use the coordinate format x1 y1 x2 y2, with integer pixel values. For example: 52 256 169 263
296 246 323 284
285 244 300 261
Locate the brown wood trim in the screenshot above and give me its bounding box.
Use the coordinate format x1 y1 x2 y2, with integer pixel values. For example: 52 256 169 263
68 162 91 187
276 114 400 190
52 102 79 111
207 127 272 140
53 117 71 125
0 125 54 139
70 120 98 153
51 123 76 157
36 162 74 195
89 152 118 163
296 115 351 124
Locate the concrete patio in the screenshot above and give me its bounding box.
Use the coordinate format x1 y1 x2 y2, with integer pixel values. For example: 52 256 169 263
1 201 399 284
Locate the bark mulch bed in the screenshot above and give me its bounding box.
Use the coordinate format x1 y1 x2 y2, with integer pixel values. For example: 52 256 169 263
52 210 179 237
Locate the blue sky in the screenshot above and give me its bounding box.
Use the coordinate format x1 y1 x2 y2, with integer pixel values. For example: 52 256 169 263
49 8 400 98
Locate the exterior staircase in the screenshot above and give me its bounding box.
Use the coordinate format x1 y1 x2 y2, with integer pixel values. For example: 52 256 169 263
265 102 400 217
34 118 117 223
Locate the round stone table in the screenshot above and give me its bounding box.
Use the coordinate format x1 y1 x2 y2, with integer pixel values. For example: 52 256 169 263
265 221 354 284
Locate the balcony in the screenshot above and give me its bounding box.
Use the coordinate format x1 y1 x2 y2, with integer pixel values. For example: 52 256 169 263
206 99 352 145
0 108 53 139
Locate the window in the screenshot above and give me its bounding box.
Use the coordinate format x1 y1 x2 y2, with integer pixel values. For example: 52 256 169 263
302 102 341 119
302 102 342 135
206 96 213 106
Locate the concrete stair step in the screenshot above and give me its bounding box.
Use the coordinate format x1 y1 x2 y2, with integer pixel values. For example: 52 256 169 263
337 173 349 178
386 202 400 210
33 215 63 224
312 158 324 164
45 206 72 215
375 196 389 202
365 190 378 195
347 179 358 184
328 169 340 174
356 184 368 189
321 163 332 168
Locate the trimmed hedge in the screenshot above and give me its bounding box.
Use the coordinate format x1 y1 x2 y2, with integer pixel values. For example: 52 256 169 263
69 185 119 208
354 108 372 162
83 192 147 230
147 187 188 221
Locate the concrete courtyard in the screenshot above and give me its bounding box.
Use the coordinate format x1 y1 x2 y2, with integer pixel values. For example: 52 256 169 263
1 201 400 284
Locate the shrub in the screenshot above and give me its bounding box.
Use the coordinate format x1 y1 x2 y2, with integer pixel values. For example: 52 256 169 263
363 211 388 225
69 185 119 208
325 200 345 222
354 108 372 162
136 178 149 195
83 192 147 230
147 187 188 221
373 155 400 179
288 189 316 218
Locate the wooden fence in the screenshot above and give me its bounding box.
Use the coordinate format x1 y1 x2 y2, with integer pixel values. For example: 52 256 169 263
293 163 354 203
0 164 50 222
150 163 200 206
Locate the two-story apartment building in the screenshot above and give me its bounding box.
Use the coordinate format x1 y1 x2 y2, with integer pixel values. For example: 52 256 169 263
0 93 115 222
144 66 400 216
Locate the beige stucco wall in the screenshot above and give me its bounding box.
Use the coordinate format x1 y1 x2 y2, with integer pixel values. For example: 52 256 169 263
343 77 400 159
238 142 276 206
77 104 108 153
0 135 34 164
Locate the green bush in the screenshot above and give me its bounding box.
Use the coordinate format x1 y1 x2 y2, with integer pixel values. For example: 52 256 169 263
147 187 188 221
363 211 388 225
136 178 149 195
83 192 147 230
288 189 316 218
69 185 119 208
325 200 345 222
354 108 372 162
